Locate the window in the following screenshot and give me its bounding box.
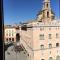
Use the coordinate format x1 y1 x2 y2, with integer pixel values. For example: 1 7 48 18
49 44 52 48
40 45 44 49
12 38 14 41
56 43 59 47
47 11 49 18
9 30 11 33
9 38 11 41
40 27 44 31
47 3 48 8
6 30 8 33
9 33 11 36
6 38 8 42
40 34 44 40
6 33 8 36
48 34 51 39
12 33 13 36
56 33 59 38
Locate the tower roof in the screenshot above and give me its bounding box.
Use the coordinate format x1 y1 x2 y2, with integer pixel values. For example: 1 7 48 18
36 0 55 22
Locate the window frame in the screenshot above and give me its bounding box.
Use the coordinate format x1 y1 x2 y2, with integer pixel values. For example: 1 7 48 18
56 43 59 47
12 38 14 41
48 34 52 39
56 33 59 38
9 38 11 41
49 43 52 48
40 45 44 49
40 34 44 40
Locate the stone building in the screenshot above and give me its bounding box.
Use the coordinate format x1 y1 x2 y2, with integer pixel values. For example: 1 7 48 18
4 25 21 44
20 0 60 60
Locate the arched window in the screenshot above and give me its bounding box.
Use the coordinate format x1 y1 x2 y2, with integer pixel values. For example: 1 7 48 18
49 57 53 60
47 3 48 8
56 55 60 60
40 34 44 40
48 34 51 39
47 11 49 18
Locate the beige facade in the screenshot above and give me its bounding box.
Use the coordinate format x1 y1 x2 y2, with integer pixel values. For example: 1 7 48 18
20 0 60 60
4 25 21 43
20 21 60 60
4 25 16 43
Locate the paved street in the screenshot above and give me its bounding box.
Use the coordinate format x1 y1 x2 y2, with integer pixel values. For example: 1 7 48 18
5 45 28 60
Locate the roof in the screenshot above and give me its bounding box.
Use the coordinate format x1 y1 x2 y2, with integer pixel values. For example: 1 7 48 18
4 25 19 29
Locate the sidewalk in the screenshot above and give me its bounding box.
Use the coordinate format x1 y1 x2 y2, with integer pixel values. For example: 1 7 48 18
5 45 28 60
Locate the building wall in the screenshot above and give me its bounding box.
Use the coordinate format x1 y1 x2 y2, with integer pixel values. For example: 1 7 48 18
4 28 16 43
32 22 60 60
34 47 60 60
20 25 34 60
20 21 60 60
33 26 60 50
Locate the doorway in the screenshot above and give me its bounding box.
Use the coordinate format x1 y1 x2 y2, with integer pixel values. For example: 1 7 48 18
16 33 20 42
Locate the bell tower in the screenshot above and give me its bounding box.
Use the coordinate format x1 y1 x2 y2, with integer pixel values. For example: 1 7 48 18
37 0 55 22
43 0 51 10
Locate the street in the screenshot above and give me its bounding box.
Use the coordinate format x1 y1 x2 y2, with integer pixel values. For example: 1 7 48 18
5 45 28 60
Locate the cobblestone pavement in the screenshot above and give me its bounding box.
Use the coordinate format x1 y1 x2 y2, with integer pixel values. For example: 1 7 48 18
5 45 28 60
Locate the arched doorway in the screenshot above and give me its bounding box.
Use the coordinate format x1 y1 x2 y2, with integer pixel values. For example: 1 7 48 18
16 33 20 42
56 55 60 60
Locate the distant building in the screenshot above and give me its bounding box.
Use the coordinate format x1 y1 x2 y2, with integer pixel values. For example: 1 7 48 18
4 25 21 44
20 0 60 60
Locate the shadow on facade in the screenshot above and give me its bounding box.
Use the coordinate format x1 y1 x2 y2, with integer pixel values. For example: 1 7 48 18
20 44 29 56
16 33 20 42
